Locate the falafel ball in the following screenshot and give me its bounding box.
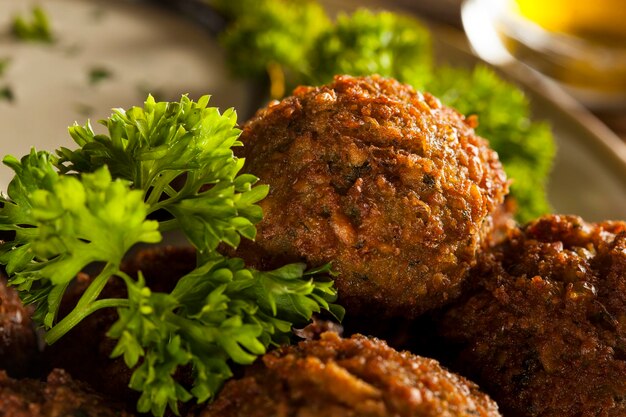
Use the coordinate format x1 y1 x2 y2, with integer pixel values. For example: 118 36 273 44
0 273 39 377
0 368 134 417
233 75 509 318
200 331 501 417
438 214 626 417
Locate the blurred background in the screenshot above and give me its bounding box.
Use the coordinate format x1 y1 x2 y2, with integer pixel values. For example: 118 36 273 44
400 0 626 140
1 0 625 220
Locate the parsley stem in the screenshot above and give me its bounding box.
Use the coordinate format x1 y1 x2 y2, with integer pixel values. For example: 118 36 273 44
157 219 180 232
45 297 129 344
147 199 175 215
165 312 211 344
75 263 118 308
45 262 125 344
145 171 177 207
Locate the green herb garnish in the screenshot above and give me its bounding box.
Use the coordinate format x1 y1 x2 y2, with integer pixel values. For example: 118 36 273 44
310 9 432 90
215 0 330 98
0 86 15 103
11 6 54 43
88 67 113 85
214 1 556 221
0 59 10 76
0 95 343 416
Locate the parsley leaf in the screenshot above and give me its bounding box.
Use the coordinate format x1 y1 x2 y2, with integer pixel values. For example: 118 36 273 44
215 0 330 97
109 258 340 416
57 95 265 256
0 95 343 416
11 6 54 43
310 9 433 90
0 152 160 331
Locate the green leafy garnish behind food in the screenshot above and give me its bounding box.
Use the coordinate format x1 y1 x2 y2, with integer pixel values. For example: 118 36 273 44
11 6 54 43
216 0 330 98
425 66 555 222
214 1 556 222
0 95 343 416
310 9 432 90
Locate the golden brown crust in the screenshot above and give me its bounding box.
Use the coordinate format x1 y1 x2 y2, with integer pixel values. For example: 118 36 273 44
439 214 626 417
0 368 134 417
200 332 501 417
235 74 508 317
0 274 39 377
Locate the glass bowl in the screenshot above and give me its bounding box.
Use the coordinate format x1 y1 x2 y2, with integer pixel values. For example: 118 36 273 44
461 0 626 110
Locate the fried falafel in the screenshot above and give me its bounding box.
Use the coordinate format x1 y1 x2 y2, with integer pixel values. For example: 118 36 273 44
199 331 501 417
438 214 626 417
0 274 39 377
0 368 134 417
233 75 509 318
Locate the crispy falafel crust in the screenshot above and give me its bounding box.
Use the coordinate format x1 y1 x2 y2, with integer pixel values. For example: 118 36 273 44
200 332 501 417
0 275 38 377
235 75 508 317
0 368 134 417
439 214 626 417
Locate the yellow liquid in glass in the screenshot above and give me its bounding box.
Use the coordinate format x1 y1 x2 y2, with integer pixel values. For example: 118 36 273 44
499 0 626 97
515 0 626 46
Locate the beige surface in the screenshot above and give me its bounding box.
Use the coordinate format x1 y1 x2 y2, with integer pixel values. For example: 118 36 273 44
0 0 250 191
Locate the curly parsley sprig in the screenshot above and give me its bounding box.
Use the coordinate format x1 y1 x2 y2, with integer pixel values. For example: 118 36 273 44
0 95 343 416
309 9 432 90
215 0 330 98
110 260 340 416
11 6 54 43
0 152 158 334
57 95 263 257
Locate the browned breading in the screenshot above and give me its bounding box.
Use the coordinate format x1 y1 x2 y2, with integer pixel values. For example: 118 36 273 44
233 74 509 318
199 331 501 417
0 274 39 377
438 214 626 417
0 368 134 417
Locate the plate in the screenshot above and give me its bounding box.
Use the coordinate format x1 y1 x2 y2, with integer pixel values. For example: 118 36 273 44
1 0 625 222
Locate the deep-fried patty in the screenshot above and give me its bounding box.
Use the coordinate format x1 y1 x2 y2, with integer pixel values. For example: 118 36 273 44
234 74 509 317
0 368 134 417
438 214 626 417
199 331 501 417
0 274 39 377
